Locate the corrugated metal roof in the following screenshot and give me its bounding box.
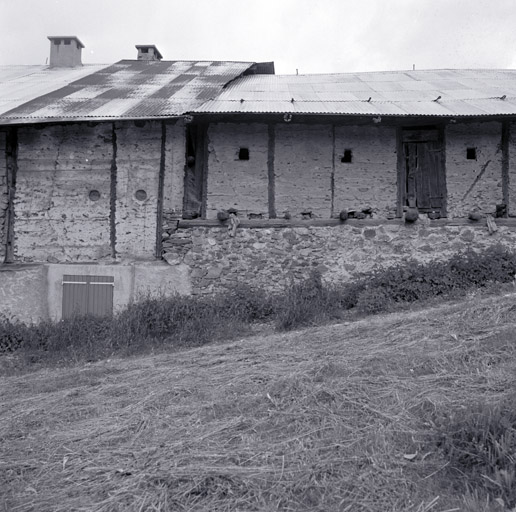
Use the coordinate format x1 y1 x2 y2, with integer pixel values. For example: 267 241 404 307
194 69 516 117
0 60 255 124
0 64 111 115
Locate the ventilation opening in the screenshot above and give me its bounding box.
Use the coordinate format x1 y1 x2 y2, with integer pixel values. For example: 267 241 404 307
467 147 477 160
239 148 249 160
341 149 353 163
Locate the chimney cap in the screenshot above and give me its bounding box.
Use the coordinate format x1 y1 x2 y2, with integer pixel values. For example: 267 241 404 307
135 45 163 60
48 36 85 48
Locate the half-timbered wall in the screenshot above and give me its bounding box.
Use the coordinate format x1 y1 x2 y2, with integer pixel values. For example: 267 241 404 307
15 124 113 262
446 122 503 218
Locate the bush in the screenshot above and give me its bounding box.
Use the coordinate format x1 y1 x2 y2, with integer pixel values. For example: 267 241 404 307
3 246 516 369
276 271 335 331
434 398 516 508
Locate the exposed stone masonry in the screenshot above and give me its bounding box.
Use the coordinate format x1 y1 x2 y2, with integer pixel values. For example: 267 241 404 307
162 218 516 295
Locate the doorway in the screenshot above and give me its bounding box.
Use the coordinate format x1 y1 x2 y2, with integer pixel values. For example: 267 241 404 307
400 128 446 215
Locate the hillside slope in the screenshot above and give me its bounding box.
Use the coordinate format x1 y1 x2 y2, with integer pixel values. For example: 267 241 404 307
2 292 516 511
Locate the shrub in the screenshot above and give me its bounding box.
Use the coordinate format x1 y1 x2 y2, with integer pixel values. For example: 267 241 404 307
275 271 335 331
434 397 516 508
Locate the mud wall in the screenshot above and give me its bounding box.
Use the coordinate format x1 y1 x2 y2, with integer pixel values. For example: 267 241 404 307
445 122 503 218
15 124 113 262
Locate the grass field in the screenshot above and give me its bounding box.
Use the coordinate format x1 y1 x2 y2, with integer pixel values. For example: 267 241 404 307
2 290 516 511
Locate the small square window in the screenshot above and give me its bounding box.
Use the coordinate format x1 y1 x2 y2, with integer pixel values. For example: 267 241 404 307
64 39 71 45
54 39 61 45
141 48 148 53
238 148 249 160
341 149 352 163
467 147 477 160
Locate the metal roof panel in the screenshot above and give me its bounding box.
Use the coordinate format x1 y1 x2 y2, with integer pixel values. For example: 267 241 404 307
0 60 255 123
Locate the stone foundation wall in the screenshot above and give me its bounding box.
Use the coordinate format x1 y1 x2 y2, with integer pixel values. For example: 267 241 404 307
163 219 516 295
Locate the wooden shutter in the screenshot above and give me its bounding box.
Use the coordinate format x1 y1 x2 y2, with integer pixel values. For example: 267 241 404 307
62 275 114 319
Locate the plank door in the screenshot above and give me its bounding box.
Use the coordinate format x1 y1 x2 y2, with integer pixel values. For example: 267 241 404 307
402 129 445 213
62 275 114 319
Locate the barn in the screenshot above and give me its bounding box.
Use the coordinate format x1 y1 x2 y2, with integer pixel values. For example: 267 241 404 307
2 36 516 322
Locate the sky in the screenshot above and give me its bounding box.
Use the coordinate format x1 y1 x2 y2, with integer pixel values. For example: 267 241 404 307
1 0 516 74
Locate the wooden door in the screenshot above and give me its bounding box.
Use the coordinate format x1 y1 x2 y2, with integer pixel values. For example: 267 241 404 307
402 129 445 213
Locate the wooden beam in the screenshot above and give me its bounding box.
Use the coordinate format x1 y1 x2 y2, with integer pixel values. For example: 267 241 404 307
109 123 117 259
155 121 166 258
4 127 18 263
502 120 510 215
396 127 405 218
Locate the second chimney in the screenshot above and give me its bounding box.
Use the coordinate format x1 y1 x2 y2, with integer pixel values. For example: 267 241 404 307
47 36 84 67
135 45 163 61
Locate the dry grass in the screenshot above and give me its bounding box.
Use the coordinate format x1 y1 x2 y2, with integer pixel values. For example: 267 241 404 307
2 291 516 511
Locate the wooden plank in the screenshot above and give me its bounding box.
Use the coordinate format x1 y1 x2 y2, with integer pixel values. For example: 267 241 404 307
4 128 17 264
502 120 510 215
396 127 405 217
155 121 166 257
401 129 439 142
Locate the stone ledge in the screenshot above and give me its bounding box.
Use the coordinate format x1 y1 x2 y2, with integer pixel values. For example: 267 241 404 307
177 218 516 229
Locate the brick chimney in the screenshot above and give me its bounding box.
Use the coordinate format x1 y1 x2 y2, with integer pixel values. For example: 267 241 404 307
47 36 84 67
135 45 163 61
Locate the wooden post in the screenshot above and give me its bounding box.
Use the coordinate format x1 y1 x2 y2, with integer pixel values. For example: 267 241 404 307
4 127 18 263
502 120 510 216
155 121 166 258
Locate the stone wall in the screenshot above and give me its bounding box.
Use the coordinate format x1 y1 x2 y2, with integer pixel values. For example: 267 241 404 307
334 125 397 218
0 130 6 262
446 122 503 218
15 124 113 262
164 219 516 295
206 123 269 219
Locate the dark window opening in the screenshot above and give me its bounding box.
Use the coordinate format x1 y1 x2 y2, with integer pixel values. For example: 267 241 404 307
341 149 353 163
64 39 71 45
135 189 147 201
239 148 250 160
54 39 61 45
141 48 148 53
88 190 100 201
467 147 477 160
